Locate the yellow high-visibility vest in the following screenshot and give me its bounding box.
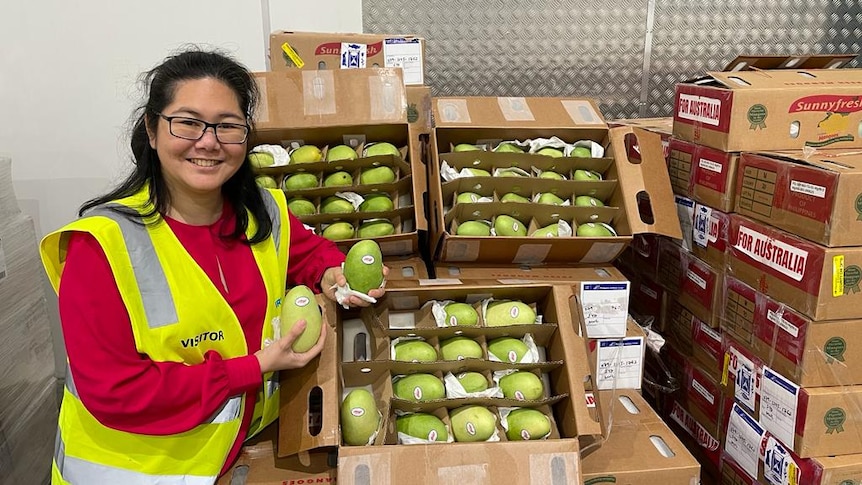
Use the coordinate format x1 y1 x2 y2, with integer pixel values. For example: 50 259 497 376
40 186 290 485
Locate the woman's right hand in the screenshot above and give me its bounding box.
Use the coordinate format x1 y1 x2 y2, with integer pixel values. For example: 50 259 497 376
254 320 327 374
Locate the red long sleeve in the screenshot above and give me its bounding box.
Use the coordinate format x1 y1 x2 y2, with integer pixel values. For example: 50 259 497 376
57 205 345 475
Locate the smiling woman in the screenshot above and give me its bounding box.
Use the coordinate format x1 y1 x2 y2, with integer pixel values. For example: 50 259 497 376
37 47 388 485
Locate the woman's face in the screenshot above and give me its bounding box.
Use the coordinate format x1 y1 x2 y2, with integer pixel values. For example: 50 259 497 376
147 77 248 201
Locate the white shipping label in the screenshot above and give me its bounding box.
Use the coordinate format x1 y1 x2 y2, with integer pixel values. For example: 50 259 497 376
383 38 424 85
727 346 758 412
725 403 766 480
693 203 720 248
686 269 708 290
580 282 630 338
678 93 722 126
734 225 808 282
760 367 800 449
790 180 826 199
0 238 6 281
766 309 800 338
699 158 724 173
699 321 722 343
763 436 801 485
691 378 716 405
339 42 367 68
596 337 644 390
676 196 695 251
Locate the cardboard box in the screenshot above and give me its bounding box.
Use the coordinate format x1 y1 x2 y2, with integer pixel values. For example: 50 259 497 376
431 263 628 286
668 137 740 212
269 31 426 86
581 391 701 484
673 68 862 152
727 214 862 321
428 96 680 265
250 68 430 252
217 424 336 485
610 117 672 163
665 398 723 474
721 54 856 72
723 335 862 458
663 298 723 381
615 233 663 282
582 317 646 391
722 406 862 485
278 284 599 483
724 275 862 387
735 149 862 247
381 256 429 289
691 202 731 271
658 238 724 328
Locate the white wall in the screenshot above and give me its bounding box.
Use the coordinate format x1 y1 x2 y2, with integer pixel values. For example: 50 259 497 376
0 0 361 374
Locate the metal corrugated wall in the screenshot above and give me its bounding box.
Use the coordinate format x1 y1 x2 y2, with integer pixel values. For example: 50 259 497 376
364 0 861 119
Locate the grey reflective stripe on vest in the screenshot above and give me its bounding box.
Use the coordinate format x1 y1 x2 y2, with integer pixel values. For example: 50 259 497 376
259 189 281 251
86 206 179 328
207 396 243 424
64 363 79 399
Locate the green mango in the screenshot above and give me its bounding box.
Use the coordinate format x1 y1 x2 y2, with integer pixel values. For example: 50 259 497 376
358 220 395 238
326 144 358 162
456 372 489 393
255 175 278 188
536 147 563 158
444 302 479 326
571 146 592 158
493 215 527 237
323 171 353 187
393 340 437 362
341 389 380 445
464 168 491 177
499 371 544 401
453 143 481 152
573 169 602 181
343 239 384 294
506 408 551 441
249 152 275 168
497 169 525 177
530 223 560 238
279 285 322 352
284 173 319 190
392 373 445 401
290 145 322 163
286 198 316 216
537 193 565 205
364 142 401 158
500 193 530 203
320 196 355 214
539 171 565 180
485 300 536 326
455 220 491 236
359 166 396 184
574 195 605 207
494 143 524 153
358 194 394 212
576 222 616 237
456 192 481 204
321 222 354 241
439 337 483 361
450 406 496 442
487 337 529 363
396 413 448 441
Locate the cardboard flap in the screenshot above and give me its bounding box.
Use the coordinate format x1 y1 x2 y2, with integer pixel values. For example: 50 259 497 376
432 96 606 128
753 148 862 172
707 68 862 89
609 126 681 239
722 53 856 71
254 68 407 129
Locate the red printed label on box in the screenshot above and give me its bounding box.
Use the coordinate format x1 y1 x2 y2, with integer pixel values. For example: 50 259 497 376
693 319 723 363
756 299 808 366
683 259 715 309
675 86 733 132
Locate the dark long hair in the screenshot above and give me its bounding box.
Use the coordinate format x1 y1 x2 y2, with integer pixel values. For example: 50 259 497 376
80 46 272 244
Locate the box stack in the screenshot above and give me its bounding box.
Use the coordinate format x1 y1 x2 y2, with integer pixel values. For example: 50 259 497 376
222 28 704 483
0 156 59 484
611 55 862 484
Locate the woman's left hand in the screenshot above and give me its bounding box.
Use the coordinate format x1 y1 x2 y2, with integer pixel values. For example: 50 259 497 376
321 265 389 307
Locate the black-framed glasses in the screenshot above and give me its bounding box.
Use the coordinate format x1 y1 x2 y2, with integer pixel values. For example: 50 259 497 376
157 113 250 144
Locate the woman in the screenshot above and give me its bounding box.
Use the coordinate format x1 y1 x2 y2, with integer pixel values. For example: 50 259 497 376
39 47 382 484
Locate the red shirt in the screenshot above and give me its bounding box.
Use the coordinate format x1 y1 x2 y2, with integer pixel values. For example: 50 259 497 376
57 203 345 476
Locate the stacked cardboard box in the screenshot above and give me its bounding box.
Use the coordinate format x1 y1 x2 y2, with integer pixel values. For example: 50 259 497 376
618 57 862 484
0 156 59 484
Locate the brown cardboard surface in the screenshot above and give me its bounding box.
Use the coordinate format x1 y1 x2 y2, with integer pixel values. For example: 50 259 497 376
658 238 724 328
431 263 628 286
727 213 862 321
724 275 862 387
278 284 598 480
669 137 740 212
610 117 672 164
735 149 862 247
673 68 862 152
722 53 856 72
429 96 680 265
269 31 426 86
